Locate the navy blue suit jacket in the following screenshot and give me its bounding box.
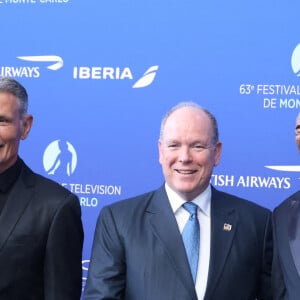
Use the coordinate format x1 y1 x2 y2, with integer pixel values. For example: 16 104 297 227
0 159 84 300
272 191 300 300
84 185 272 300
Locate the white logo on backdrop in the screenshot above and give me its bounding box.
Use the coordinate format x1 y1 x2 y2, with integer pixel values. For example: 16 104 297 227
17 55 64 71
265 165 300 172
43 140 77 176
291 43 300 77
132 65 159 88
73 64 159 88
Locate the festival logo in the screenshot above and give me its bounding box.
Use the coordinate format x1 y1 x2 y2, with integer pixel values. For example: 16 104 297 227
291 43 300 77
238 43 300 110
43 139 77 177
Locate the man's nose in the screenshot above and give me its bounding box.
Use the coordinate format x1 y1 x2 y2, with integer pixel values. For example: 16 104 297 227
178 147 192 162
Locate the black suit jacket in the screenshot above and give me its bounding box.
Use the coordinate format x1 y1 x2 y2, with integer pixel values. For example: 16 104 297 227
272 191 300 300
84 185 273 300
0 159 84 300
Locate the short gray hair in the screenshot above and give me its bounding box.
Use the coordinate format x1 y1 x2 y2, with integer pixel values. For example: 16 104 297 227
159 101 219 145
0 76 28 116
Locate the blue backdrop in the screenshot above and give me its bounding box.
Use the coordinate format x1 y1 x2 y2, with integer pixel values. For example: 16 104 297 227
1 0 300 295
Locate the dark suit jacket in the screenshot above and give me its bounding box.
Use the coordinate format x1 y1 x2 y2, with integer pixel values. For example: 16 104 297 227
0 159 84 300
84 185 272 300
272 191 300 300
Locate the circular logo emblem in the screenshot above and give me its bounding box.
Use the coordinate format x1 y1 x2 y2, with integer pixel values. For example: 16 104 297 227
43 140 77 177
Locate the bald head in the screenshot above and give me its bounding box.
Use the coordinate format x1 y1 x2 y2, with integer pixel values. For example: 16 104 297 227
159 102 219 146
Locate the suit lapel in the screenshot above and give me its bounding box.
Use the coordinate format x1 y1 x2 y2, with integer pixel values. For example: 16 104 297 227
0 162 34 252
205 188 238 298
288 192 300 278
146 186 197 299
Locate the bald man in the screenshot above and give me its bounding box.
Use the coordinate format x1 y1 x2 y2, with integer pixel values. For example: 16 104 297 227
84 102 272 300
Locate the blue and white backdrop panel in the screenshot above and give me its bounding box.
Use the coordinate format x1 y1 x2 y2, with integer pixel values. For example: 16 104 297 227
1 0 300 294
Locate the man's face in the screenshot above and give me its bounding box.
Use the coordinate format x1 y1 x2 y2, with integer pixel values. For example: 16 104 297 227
0 92 32 173
295 113 300 153
158 107 222 200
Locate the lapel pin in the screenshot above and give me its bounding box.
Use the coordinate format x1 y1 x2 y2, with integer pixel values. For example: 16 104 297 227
223 223 232 231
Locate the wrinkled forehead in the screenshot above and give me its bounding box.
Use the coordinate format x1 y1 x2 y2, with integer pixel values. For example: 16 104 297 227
163 108 214 143
0 91 20 110
168 107 210 125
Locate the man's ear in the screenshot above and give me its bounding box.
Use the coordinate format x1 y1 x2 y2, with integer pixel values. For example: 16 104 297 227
213 141 222 166
21 114 33 140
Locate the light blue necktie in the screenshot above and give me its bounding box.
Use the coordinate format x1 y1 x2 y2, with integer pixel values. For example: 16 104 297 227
182 202 200 283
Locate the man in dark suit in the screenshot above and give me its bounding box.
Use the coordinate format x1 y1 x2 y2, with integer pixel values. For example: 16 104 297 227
84 102 273 300
272 113 300 300
0 76 84 300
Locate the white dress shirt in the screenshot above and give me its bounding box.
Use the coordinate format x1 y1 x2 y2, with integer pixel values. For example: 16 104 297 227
165 183 211 300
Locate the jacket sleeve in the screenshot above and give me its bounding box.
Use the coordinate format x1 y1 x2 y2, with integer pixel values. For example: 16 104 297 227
83 205 126 300
44 193 84 300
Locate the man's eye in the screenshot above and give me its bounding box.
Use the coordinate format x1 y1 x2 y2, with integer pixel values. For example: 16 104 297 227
194 145 206 150
168 144 178 148
0 118 10 125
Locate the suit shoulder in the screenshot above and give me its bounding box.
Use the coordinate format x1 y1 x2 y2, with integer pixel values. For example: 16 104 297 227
34 173 73 196
22 164 79 207
95 190 155 229
213 188 271 215
105 189 156 211
273 190 300 215
31 174 82 223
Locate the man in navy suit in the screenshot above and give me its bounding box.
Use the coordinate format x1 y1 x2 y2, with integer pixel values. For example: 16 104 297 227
272 113 300 300
84 102 273 300
0 76 84 299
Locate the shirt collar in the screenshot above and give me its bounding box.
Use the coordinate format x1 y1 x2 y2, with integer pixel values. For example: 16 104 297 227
0 157 22 193
165 183 211 217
